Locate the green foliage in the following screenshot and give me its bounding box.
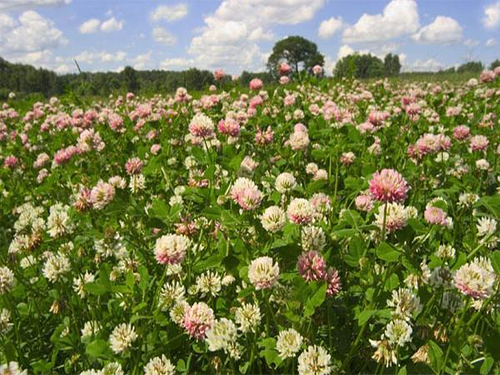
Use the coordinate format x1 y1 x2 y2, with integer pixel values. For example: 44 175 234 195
334 53 386 79
384 53 401 76
267 36 324 76
490 59 500 70
457 61 484 74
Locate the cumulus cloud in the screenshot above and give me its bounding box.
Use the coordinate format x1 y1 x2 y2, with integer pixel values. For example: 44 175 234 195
79 18 100 34
0 11 67 54
464 38 479 47
129 51 152 70
412 16 462 44
336 43 399 61
486 38 497 47
100 17 124 32
187 0 325 72
342 0 419 43
153 27 177 46
160 57 195 70
318 17 343 39
79 16 124 34
74 50 127 65
483 1 500 29
0 0 70 11
151 4 188 22
407 58 446 72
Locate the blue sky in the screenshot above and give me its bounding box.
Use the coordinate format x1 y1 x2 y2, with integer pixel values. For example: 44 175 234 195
0 0 499 75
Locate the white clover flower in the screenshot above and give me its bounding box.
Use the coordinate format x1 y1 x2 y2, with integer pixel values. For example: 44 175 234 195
129 174 146 193
0 362 27 375
0 267 14 295
275 172 297 194
387 288 422 321
384 319 412 347
0 308 12 334
170 301 190 326
436 244 456 260
144 355 176 375
81 320 101 339
476 217 497 237
47 203 73 238
261 206 286 233
301 226 326 252
196 271 222 298
235 302 261 333
109 323 138 354
205 318 238 352
276 328 303 359
158 280 185 311
73 272 95 298
454 257 496 299
248 256 280 290
297 345 331 375
102 362 124 375
43 253 71 283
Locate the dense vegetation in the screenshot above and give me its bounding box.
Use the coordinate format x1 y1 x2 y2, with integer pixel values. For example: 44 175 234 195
1 34 499 99
1 63 500 375
0 58 275 100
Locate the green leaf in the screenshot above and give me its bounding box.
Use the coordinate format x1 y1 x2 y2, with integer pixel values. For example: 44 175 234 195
480 357 494 375
376 243 401 262
490 251 500 275
385 273 400 290
427 340 444 373
357 309 375 326
151 199 169 220
202 206 222 219
85 282 109 296
303 283 327 317
176 359 186 372
85 339 109 359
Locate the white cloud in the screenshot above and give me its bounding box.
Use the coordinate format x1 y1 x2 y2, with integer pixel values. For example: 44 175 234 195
337 44 355 60
153 27 177 46
7 50 53 65
100 17 124 32
483 1 500 29
54 63 71 74
318 17 343 39
336 43 399 61
160 57 195 70
151 4 188 22
412 16 462 44
186 0 324 72
0 0 70 11
323 55 336 75
130 51 152 70
0 14 15 31
407 58 446 72
0 11 67 54
74 50 127 65
464 38 479 47
342 0 419 43
79 18 100 34
486 37 497 46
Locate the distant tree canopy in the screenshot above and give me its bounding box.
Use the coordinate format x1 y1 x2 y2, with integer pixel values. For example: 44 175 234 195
267 36 324 76
334 53 401 79
490 59 500 70
384 54 402 76
0 57 61 98
457 61 484 74
0 58 274 99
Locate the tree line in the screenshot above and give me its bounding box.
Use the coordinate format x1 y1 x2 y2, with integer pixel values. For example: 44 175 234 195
1 35 499 99
0 57 275 100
